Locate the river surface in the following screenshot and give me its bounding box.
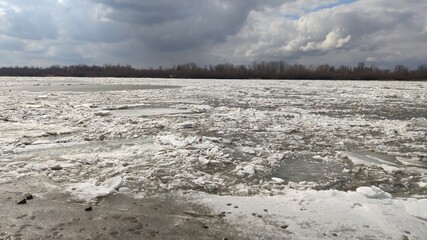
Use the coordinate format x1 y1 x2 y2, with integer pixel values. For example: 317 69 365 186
1 77 426 198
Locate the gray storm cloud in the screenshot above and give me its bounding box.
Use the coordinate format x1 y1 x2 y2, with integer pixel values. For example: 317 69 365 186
0 0 426 67
1 4 58 40
90 0 278 51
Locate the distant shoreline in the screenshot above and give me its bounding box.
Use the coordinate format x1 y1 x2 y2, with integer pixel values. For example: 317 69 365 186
0 76 425 82
1 62 426 81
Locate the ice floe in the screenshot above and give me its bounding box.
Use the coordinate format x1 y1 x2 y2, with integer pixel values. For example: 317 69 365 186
65 176 123 202
340 151 401 173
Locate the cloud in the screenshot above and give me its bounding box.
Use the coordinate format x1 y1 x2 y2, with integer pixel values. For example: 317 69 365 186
215 0 427 67
90 0 278 51
0 0 426 68
0 1 58 40
0 36 25 51
299 31 351 52
92 0 196 25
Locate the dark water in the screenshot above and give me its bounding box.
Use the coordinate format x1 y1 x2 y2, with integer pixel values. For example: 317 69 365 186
272 155 345 184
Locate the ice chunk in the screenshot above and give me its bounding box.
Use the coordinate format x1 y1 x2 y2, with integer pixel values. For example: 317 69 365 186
198 157 210 165
175 122 196 129
94 111 111 116
190 104 212 113
31 140 51 145
356 186 392 199
100 176 123 190
237 146 256 155
341 151 401 173
112 108 192 117
242 165 256 176
380 164 400 174
35 95 49 100
157 134 199 148
271 177 285 184
65 176 123 202
81 103 97 108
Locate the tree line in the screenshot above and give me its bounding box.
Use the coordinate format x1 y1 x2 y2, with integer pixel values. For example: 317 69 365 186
0 62 426 80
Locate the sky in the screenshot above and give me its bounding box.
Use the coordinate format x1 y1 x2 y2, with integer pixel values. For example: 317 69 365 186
0 0 426 68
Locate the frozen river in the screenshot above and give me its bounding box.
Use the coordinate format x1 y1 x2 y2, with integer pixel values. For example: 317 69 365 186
1 77 426 239
1 77 426 196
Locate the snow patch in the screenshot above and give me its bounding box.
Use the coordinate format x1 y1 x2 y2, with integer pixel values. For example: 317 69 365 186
191 189 427 239
404 198 427 219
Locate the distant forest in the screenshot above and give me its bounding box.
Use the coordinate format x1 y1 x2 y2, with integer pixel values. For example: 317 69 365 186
1 62 426 80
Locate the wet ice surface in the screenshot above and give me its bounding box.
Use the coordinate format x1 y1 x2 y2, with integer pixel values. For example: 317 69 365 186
0 77 426 199
0 84 178 92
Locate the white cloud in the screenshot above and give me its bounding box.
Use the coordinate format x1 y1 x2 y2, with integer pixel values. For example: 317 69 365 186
299 31 351 51
366 56 378 62
213 0 427 68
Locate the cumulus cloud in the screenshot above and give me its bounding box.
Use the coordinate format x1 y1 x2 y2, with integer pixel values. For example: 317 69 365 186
0 0 426 68
299 31 351 52
215 0 427 67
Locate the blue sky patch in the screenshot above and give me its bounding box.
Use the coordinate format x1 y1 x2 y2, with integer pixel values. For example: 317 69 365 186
309 0 358 13
283 0 357 20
